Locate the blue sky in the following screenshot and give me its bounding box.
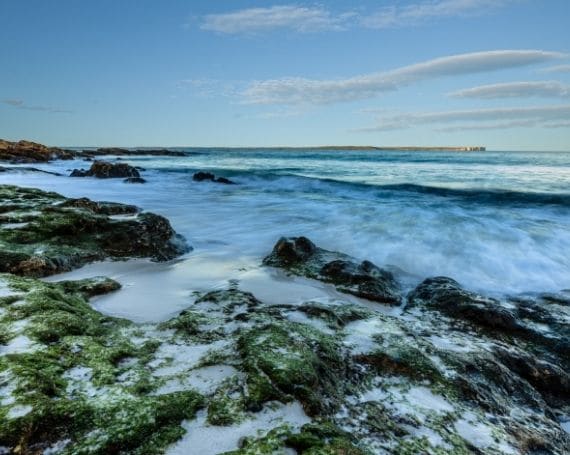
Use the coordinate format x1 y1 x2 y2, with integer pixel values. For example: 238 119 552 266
1 0 569 150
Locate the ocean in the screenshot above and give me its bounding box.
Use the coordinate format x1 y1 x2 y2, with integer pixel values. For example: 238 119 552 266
3 148 570 320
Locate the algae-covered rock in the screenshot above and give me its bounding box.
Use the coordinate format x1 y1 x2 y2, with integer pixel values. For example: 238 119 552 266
237 320 354 416
0 185 190 277
0 274 205 453
263 237 401 305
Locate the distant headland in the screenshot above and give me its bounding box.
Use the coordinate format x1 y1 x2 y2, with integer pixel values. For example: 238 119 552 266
310 146 486 151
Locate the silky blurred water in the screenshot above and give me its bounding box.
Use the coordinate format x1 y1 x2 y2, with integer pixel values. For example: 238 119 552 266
3 148 570 295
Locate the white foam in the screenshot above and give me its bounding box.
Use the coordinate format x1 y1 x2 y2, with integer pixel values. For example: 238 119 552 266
0 335 36 356
154 365 238 396
7 404 33 419
150 340 229 377
167 401 310 455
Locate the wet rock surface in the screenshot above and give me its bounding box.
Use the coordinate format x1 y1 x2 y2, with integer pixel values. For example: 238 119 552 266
70 160 142 179
192 171 236 185
0 139 75 163
263 236 402 305
0 179 569 453
0 185 189 277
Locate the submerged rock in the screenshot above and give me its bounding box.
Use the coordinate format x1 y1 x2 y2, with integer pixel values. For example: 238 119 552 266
124 177 146 184
0 185 190 277
192 171 236 185
263 236 401 305
0 139 75 163
70 160 141 179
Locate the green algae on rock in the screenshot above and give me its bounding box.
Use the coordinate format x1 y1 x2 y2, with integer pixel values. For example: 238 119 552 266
263 237 402 305
0 185 190 277
0 274 204 454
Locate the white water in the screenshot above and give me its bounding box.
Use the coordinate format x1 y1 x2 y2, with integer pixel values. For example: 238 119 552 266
2 149 570 316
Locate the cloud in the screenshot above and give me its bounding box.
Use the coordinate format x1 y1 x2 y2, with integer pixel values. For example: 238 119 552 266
362 0 514 28
448 81 570 99
354 104 570 132
200 5 353 34
540 64 570 74
1 98 73 114
243 50 566 105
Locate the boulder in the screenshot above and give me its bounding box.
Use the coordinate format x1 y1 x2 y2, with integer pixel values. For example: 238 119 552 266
192 171 236 185
263 236 401 305
70 160 141 179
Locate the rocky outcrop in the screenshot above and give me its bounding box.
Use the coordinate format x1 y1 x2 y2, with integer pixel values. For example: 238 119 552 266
0 185 189 277
70 160 141 179
263 236 401 305
407 277 570 364
192 171 236 185
0 139 75 163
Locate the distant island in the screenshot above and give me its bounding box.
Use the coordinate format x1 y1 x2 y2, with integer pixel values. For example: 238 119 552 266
311 146 486 151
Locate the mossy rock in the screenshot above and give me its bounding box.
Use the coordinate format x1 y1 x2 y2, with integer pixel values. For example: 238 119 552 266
0 185 190 277
237 320 353 416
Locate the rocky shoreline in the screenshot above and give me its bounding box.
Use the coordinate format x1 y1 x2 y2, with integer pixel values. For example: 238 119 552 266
0 142 569 454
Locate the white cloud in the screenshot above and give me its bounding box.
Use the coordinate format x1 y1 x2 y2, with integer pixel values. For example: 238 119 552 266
354 104 570 132
449 81 570 99
200 5 353 34
1 98 73 114
362 0 514 28
540 64 570 74
243 50 565 105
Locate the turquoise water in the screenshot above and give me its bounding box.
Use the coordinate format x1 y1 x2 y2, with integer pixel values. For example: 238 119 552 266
3 149 570 295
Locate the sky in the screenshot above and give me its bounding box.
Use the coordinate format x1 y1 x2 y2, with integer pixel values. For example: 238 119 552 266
1 0 569 150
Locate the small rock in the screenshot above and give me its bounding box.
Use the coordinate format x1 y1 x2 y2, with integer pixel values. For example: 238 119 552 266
124 177 146 184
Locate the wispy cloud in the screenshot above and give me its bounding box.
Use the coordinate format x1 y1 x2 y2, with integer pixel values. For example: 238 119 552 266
449 81 570 99
540 64 570 74
201 5 354 34
243 50 565 105
362 0 514 29
200 1 515 34
353 104 570 132
1 98 73 114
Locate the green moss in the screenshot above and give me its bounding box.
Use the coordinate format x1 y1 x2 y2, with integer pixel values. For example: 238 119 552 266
225 423 370 455
0 185 187 277
356 333 442 382
0 274 206 453
237 321 352 416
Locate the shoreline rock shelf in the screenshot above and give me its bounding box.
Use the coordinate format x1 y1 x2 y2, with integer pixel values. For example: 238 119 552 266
0 186 569 454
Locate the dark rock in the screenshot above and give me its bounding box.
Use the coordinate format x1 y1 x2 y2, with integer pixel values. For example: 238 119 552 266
124 177 146 184
70 160 141 179
265 236 317 266
408 277 570 369
407 277 518 330
215 176 236 185
493 346 570 407
263 236 401 305
58 197 139 215
192 171 236 184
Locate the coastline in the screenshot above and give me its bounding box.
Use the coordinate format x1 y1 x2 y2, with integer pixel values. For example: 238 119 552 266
0 141 569 454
